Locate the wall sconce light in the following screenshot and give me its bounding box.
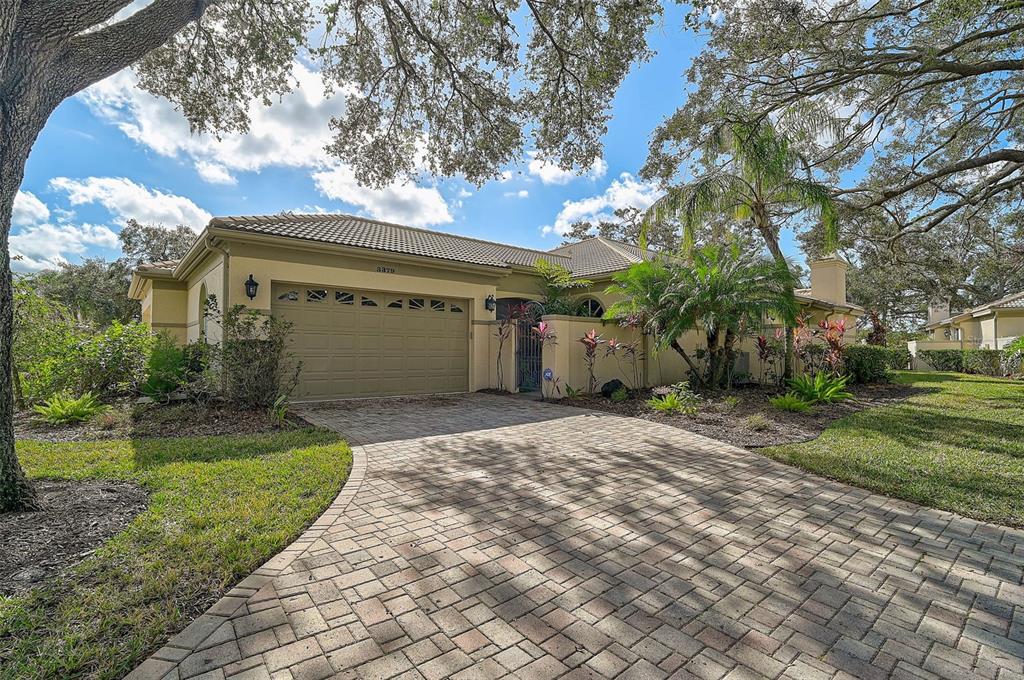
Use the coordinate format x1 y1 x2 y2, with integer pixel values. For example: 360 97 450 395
485 295 496 312
244 274 259 300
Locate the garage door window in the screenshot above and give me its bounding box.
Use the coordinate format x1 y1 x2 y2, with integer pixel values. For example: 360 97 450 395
430 299 445 311
307 289 327 302
409 298 425 310
361 295 378 307
450 303 463 313
278 289 299 301
387 298 403 309
336 291 354 304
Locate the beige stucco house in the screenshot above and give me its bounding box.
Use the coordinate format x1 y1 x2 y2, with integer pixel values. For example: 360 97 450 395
130 213 862 400
909 291 1024 362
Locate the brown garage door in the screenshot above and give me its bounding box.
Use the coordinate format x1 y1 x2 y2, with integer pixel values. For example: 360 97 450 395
271 283 470 399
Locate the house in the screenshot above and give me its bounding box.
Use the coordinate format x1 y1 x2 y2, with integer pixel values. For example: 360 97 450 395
129 213 862 400
909 291 1024 360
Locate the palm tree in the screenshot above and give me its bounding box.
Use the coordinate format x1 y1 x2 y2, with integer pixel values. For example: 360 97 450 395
664 241 798 388
645 113 839 378
605 242 796 389
604 258 702 379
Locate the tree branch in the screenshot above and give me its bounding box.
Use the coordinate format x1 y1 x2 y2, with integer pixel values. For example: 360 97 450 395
58 0 214 99
862 149 1024 207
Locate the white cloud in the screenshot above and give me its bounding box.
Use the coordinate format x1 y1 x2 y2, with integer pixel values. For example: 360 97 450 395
12 190 50 226
457 188 473 198
312 166 452 227
194 160 237 185
504 189 529 199
541 173 661 236
527 153 608 185
49 176 212 230
82 62 455 223
11 222 119 272
81 62 347 178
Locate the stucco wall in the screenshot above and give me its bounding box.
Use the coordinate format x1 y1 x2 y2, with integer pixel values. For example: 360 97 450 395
150 281 188 343
539 311 863 394
184 252 226 343
219 241 511 392
995 312 1024 348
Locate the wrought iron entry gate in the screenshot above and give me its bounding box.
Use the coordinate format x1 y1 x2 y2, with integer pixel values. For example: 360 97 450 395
515 319 543 392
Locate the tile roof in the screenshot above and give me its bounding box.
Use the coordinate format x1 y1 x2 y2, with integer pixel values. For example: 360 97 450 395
210 213 571 270
931 290 1024 327
547 237 657 277
985 290 1024 309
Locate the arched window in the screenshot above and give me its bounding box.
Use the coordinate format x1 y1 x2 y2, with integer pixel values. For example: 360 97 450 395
578 297 605 318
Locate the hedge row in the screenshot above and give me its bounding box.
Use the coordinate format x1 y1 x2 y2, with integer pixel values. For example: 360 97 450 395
843 346 912 384
916 348 1006 376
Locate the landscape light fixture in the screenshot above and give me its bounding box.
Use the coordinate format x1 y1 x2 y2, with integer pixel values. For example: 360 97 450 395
244 274 259 300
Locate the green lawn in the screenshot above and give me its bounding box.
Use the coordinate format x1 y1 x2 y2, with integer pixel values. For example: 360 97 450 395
0 429 352 680
762 371 1024 527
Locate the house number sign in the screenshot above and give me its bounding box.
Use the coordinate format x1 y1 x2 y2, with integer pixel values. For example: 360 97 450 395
376 265 396 273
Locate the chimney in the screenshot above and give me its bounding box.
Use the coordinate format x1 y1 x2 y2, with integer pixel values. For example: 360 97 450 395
927 299 950 325
809 254 849 305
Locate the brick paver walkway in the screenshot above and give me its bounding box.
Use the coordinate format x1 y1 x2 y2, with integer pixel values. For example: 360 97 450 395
131 394 1024 680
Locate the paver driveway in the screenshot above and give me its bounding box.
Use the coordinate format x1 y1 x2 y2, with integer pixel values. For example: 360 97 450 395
132 394 1024 680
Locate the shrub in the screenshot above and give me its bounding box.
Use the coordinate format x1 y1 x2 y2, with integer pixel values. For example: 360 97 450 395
918 349 964 372
610 386 629 402
1006 336 1024 353
962 349 1003 376
140 333 189 402
787 372 853 403
722 395 740 410
78 321 153 397
843 345 892 384
215 305 302 408
1003 349 1024 378
769 392 812 413
646 392 698 416
884 347 913 370
743 413 772 431
33 392 107 424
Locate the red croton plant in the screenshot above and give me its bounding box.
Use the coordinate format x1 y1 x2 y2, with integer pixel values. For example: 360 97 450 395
578 329 604 394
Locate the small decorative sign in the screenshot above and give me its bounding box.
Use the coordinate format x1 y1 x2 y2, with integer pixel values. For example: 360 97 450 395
543 368 554 381
376 265 396 274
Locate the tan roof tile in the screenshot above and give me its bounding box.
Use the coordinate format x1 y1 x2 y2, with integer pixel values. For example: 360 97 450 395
210 213 571 270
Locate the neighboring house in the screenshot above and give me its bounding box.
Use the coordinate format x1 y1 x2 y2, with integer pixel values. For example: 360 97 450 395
130 213 862 399
909 291 1024 361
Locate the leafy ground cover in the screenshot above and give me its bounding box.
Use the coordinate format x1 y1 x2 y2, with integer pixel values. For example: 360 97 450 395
0 429 352 679
762 372 1024 527
556 381 917 448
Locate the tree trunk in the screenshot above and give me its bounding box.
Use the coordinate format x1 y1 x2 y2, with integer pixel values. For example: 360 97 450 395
0 155 38 511
12 363 23 409
720 329 738 389
753 213 795 380
703 328 720 389
0 91 48 512
669 338 701 383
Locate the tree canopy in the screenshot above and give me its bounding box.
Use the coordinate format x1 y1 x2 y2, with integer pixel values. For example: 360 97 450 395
665 0 1024 245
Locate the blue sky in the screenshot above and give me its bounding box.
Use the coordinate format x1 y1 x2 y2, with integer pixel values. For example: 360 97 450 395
11 4 802 273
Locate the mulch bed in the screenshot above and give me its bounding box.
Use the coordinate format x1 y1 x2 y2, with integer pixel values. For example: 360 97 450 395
0 480 149 596
14 401 286 443
555 382 920 449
